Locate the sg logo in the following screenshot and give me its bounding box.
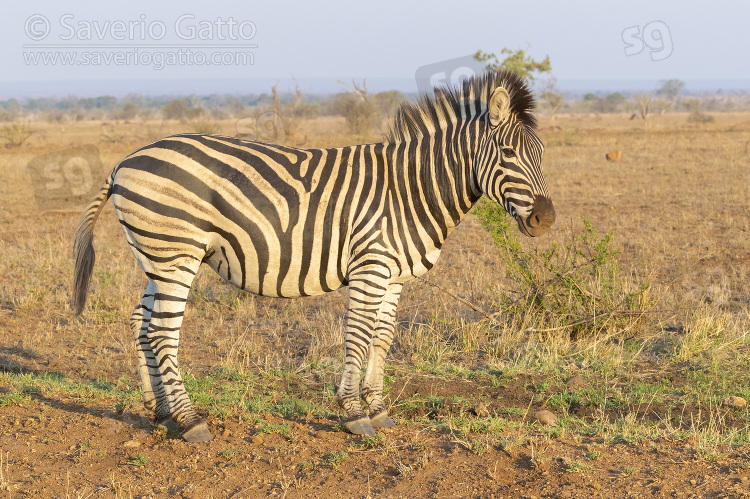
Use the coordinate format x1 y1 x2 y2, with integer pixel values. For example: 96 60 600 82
622 20 673 62
235 111 286 144
414 55 487 95
27 144 105 211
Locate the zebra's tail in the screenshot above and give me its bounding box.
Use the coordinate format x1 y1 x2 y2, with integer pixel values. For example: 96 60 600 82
73 171 114 315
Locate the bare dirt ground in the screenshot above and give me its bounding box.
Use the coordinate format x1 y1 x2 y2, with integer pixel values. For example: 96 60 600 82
1 112 749 497
3 369 750 498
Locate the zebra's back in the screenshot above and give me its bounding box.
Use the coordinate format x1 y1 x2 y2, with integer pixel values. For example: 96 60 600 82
111 133 378 298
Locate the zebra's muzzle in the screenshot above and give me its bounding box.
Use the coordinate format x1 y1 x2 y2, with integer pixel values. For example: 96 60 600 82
517 195 555 237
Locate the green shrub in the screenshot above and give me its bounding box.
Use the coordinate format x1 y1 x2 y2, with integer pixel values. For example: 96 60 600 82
474 199 651 337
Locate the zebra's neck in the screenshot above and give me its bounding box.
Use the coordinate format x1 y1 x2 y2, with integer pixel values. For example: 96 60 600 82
381 122 483 242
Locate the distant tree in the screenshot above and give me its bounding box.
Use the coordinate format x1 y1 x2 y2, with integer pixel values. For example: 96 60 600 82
123 93 146 109
119 103 139 120
474 48 551 82
162 99 203 121
337 78 369 102
591 98 615 113
540 77 563 126
635 93 653 128
583 93 599 101
291 76 304 110
606 92 626 108
334 79 374 135
270 81 281 120
372 90 405 121
0 99 21 121
685 98 715 124
163 99 189 120
224 96 246 117
656 79 685 100
79 95 117 110
656 79 685 110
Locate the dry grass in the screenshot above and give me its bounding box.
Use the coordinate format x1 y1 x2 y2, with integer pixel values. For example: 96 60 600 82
0 111 748 388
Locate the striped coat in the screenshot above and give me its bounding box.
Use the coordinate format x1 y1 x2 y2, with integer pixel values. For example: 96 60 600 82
73 70 555 441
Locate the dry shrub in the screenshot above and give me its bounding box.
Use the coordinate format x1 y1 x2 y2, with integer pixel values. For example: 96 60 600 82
1 122 34 148
474 199 653 339
333 93 374 135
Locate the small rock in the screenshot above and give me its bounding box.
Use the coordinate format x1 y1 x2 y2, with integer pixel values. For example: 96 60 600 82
315 430 328 439
566 375 585 390
251 434 263 444
221 429 231 438
723 396 747 408
474 403 490 418
532 410 558 426
605 149 623 162
689 479 697 486
123 440 141 448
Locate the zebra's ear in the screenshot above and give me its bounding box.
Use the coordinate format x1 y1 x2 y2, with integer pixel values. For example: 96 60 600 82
489 87 511 126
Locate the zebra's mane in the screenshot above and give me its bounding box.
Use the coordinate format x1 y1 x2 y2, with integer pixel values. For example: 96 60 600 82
385 70 537 143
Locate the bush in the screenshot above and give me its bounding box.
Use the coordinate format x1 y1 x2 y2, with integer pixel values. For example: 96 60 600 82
162 99 203 121
372 90 404 120
333 93 374 135
1 123 34 148
474 199 651 337
189 118 220 134
685 99 715 124
688 111 715 124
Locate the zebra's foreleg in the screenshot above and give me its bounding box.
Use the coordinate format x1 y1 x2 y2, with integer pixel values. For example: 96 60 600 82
361 282 402 428
338 268 393 436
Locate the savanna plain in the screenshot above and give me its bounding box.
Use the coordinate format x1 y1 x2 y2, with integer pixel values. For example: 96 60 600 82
0 110 749 498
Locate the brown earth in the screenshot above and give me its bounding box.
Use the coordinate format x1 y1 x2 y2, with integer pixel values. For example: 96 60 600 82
2 368 750 498
1 113 750 498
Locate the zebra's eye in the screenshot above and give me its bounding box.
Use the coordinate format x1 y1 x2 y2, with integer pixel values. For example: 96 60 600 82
502 148 516 158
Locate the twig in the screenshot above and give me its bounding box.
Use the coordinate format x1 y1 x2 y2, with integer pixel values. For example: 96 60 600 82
419 278 502 326
387 373 415 412
524 317 602 334
523 308 669 334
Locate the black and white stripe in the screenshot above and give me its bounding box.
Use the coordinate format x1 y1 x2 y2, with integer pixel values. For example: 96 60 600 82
73 70 555 441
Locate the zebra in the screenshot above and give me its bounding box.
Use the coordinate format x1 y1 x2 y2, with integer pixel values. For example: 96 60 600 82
72 70 555 442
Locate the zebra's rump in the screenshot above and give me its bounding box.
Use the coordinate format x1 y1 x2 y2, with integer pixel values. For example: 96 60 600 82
111 133 361 298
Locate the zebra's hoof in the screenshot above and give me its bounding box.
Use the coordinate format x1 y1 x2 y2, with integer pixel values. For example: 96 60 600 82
370 412 396 428
345 418 375 436
182 422 213 442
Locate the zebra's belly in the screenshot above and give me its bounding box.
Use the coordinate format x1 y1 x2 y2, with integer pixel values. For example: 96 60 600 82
391 245 443 284
204 245 346 298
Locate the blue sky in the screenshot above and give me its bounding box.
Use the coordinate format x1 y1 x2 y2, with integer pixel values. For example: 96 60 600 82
2 1 748 96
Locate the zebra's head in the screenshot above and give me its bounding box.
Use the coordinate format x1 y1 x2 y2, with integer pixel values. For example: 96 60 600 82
476 72 555 237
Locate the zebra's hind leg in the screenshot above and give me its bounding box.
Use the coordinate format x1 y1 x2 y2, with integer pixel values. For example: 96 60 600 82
145 268 212 442
361 283 403 429
129 286 154 410
128 282 182 430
